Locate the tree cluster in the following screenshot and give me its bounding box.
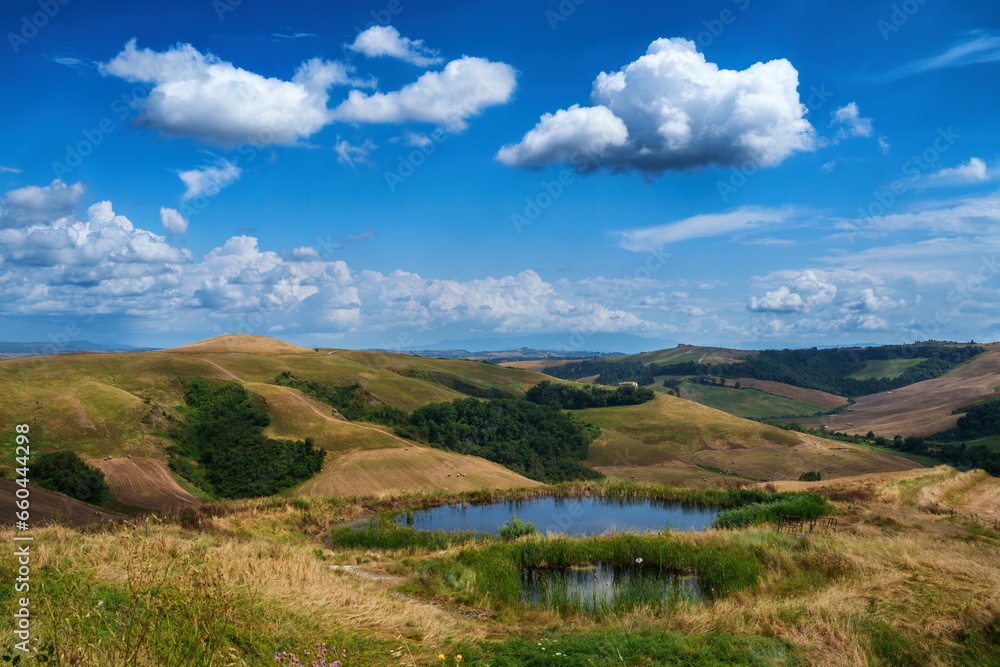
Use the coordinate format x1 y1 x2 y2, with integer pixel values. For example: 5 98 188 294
33 450 113 506
400 397 604 483
543 359 658 386
169 378 325 498
525 380 655 409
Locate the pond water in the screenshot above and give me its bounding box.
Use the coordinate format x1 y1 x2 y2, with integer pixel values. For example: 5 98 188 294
523 562 703 613
398 497 718 535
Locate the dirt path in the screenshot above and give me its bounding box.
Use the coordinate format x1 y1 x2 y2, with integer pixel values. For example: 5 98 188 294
265 384 415 446
199 358 241 381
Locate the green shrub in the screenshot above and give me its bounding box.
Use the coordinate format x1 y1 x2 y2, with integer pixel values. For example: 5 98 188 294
498 515 539 541
798 471 822 482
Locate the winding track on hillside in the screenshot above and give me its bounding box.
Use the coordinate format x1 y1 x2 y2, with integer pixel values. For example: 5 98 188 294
197 356 416 446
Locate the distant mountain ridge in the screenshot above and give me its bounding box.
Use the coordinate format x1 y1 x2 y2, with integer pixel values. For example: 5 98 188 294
0 340 159 358
403 333 676 355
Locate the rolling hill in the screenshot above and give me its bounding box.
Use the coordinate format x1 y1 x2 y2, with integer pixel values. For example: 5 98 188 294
0 335 929 513
796 347 1000 437
577 392 919 484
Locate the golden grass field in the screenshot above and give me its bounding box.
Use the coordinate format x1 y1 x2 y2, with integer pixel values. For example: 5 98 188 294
797 346 1000 437
297 446 543 497
0 334 980 515
2 466 997 666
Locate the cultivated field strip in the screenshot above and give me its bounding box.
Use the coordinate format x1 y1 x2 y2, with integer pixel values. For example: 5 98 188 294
0 478 116 527
799 348 1000 437
88 457 198 510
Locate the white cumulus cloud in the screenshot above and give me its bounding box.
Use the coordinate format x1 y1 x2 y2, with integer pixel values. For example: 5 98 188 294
332 56 517 132
832 102 873 139
347 26 442 67
0 179 86 228
748 271 837 313
497 37 815 176
160 207 189 235
919 157 991 188
100 39 364 146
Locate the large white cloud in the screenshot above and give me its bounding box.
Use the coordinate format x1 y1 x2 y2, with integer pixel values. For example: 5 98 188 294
332 56 518 132
748 271 837 313
0 180 86 228
497 38 815 175
347 26 443 67
100 39 363 146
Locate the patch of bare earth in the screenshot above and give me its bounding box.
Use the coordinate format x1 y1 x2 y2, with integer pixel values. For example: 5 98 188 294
88 457 198 510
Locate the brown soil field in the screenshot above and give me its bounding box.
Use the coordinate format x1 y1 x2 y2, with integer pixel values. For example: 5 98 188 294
796 348 1000 437
499 359 588 372
87 457 199 510
168 334 312 355
733 378 848 409
297 446 543 497
689 436 921 482
0 479 117 527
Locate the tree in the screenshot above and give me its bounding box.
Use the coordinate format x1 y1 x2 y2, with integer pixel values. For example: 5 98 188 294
734 381 741 389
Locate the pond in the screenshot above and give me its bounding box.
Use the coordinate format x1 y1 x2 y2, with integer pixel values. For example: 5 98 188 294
398 496 718 536
523 562 703 614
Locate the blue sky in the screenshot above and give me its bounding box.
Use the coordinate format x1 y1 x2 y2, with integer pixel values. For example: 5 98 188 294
2 0 1000 351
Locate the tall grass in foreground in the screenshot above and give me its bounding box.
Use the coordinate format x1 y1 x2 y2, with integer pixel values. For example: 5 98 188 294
329 511 480 551
456 533 763 616
712 492 828 529
526 564 700 616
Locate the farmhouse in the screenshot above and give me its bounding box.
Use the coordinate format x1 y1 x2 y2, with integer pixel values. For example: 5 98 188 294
618 381 639 388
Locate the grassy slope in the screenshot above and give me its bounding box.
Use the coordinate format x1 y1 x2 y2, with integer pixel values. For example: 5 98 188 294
579 392 802 468
680 383 826 419
0 336 559 506
5 470 999 666
580 393 921 483
0 335 925 505
298 446 543 497
847 357 926 380
609 345 751 366
730 378 848 409
797 345 1000 437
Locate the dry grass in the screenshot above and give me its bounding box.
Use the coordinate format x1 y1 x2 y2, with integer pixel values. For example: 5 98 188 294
796 346 1000 437
3 468 999 666
168 334 313 354
689 437 921 482
297 446 543 497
